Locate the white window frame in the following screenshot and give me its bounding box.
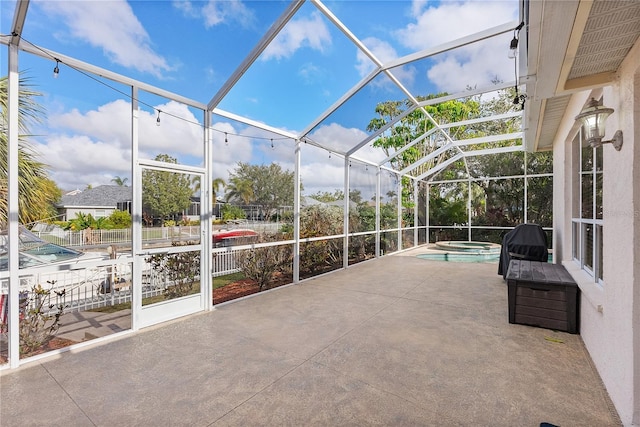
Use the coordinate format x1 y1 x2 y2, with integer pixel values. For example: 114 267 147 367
571 129 604 285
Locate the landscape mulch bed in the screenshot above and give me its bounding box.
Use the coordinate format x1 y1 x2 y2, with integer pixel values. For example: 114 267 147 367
0 337 78 363
213 274 293 305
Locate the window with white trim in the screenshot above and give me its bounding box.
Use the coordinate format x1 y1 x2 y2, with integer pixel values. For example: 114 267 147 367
572 128 604 283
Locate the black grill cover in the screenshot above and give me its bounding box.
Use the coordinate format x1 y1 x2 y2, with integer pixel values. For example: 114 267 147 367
498 224 549 279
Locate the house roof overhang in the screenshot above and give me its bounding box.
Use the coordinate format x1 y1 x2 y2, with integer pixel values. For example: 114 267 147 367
523 0 640 152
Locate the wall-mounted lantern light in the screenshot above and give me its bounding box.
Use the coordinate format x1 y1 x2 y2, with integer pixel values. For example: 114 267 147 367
575 97 623 150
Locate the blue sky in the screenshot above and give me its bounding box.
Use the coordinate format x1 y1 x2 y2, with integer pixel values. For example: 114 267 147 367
1 0 519 194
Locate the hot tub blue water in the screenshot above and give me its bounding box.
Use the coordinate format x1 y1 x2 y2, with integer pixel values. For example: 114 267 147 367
417 252 500 263
433 241 501 254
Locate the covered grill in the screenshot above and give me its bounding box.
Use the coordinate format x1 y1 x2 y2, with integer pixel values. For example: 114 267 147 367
498 224 549 279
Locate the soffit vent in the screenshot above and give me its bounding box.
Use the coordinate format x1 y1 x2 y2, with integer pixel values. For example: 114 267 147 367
568 0 640 80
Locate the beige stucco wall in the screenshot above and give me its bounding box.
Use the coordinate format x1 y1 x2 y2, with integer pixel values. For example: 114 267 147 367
553 39 640 426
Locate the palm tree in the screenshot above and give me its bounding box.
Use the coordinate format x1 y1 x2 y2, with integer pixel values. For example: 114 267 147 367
225 177 253 205
111 176 129 186
192 176 226 203
212 177 225 202
0 75 61 228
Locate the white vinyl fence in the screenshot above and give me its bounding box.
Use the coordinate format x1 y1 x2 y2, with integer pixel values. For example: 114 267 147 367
212 249 241 277
31 226 201 248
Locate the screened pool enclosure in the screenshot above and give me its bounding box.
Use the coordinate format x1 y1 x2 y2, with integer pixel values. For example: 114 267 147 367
1 0 549 367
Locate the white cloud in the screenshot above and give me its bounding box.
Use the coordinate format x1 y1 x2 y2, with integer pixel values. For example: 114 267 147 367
396 0 518 92
298 62 324 84
35 99 258 190
262 11 331 61
39 0 173 78
50 100 205 159
397 1 516 50
211 122 254 182
300 162 344 196
175 0 255 29
356 37 397 77
309 123 385 164
356 37 416 89
425 38 513 93
33 134 131 190
300 123 386 196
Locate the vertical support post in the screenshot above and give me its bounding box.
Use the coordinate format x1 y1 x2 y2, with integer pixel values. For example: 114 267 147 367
413 178 418 247
375 167 381 257
397 174 402 251
524 150 528 224
8 43 20 367
131 86 141 331
468 178 472 241
203 111 212 310
293 140 301 283
426 183 430 244
343 157 350 268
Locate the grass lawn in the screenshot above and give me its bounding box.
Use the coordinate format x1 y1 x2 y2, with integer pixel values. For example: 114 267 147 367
89 276 244 312
213 272 246 289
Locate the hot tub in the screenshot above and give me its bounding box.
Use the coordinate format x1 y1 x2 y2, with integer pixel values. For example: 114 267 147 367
433 241 501 254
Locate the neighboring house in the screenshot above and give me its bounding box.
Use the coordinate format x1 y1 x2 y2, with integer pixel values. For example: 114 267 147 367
55 185 132 221
56 185 202 223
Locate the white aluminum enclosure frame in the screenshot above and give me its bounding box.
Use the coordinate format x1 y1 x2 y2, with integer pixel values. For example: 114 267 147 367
2 0 528 369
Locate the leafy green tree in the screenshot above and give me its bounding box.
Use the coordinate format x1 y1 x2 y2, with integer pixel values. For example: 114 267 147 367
0 75 61 227
367 95 480 176
142 154 193 223
308 190 344 203
227 162 295 218
367 85 551 238
308 189 363 204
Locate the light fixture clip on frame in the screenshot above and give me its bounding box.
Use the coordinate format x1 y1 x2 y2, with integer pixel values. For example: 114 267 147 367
575 98 623 151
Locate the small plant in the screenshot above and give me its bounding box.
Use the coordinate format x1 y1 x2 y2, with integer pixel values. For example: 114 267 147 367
19 282 66 355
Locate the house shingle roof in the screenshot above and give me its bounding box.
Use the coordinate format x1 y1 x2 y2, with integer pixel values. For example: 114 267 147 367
56 185 132 208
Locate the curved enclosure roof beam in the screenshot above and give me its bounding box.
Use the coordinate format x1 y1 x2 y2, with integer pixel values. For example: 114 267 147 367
374 79 521 177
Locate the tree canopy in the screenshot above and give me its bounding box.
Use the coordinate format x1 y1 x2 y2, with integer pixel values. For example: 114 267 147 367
226 162 296 218
367 86 553 236
142 154 194 223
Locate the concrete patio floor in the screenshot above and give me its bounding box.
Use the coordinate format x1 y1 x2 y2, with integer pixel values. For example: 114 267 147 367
1 248 621 426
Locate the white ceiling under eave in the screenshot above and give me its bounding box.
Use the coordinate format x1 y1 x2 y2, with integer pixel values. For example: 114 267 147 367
523 0 640 152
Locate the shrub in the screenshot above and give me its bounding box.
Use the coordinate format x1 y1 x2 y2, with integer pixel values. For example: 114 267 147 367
147 241 200 299
108 210 131 228
19 282 66 355
298 205 343 274
221 204 246 221
235 239 291 291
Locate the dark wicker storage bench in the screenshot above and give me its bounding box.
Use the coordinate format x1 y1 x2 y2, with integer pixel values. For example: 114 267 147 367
506 260 579 334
